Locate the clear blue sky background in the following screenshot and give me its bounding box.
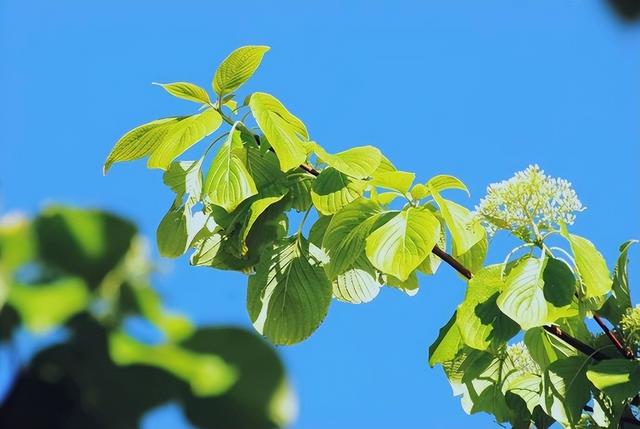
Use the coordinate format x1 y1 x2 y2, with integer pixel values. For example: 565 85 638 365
1 1 639 428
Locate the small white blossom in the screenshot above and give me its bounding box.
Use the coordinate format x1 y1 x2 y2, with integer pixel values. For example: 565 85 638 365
506 342 541 375
474 165 584 242
621 306 640 354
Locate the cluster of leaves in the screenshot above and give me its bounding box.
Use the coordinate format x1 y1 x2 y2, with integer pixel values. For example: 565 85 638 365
0 206 294 429
429 168 640 428
104 46 640 427
104 45 487 345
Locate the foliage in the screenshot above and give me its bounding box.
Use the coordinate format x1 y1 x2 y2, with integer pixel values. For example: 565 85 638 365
0 206 295 429
104 46 640 427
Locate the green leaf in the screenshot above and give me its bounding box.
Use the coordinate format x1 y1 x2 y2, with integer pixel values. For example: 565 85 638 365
429 312 463 367
163 160 202 202
285 172 314 211
247 236 332 345
429 186 484 255
499 256 578 329
308 215 332 248
370 171 415 194
313 144 381 179
310 167 367 215
243 143 285 190
9 277 89 332
587 359 640 405
203 125 258 212
504 373 542 414
540 357 591 427
524 327 577 371
241 195 286 247
322 198 383 279
365 207 440 281
453 234 488 276
147 109 222 170
418 221 446 275
154 82 212 105
426 174 469 196
386 270 419 296
213 45 270 97
498 257 550 330
249 92 309 172
409 183 428 200
542 257 576 307
333 256 381 304
601 240 638 325
104 110 223 173
561 226 612 298
456 265 519 350
157 204 189 258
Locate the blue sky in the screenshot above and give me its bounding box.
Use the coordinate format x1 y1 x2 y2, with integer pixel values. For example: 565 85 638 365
1 1 639 428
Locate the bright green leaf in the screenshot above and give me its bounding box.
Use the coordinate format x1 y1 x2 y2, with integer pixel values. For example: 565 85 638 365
587 359 640 405
333 256 381 304
213 45 270 97
429 312 464 367
370 171 415 194
524 327 577 371
249 92 309 172
456 265 519 350
322 198 383 279
154 82 212 105
429 186 483 255
498 257 549 330
148 109 222 170
313 144 381 179
561 226 612 298
365 207 440 281
426 174 469 196
203 125 258 212
310 167 367 215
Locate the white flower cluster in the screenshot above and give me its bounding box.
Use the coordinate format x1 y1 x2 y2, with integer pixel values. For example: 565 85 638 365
475 165 584 242
506 342 541 375
621 306 640 354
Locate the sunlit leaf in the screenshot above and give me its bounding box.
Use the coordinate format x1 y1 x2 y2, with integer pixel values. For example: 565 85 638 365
322 198 384 279
540 357 590 427
310 167 367 215
429 185 483 255
587 359 640 405
426 174 469 196
365 207 440 281
249 92 309 171
313 144 381 179
203 125 258 212
154 82 212 105
457 265 518 350
429 312 463 367
561 226 612 298
213 45 270 97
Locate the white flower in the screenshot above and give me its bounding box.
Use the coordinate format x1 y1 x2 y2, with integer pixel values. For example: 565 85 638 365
621 306 640 353
474 165 584 242
507 342 541 375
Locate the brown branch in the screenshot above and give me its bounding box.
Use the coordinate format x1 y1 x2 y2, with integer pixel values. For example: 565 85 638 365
593 314 635 360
